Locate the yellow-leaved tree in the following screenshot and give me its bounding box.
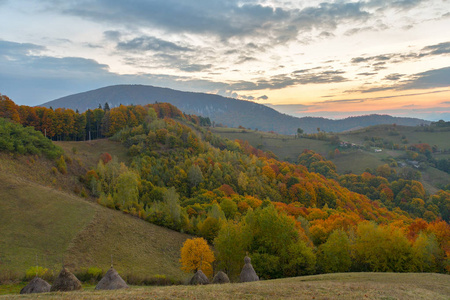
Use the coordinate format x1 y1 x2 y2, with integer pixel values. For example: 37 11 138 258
180 237 215 277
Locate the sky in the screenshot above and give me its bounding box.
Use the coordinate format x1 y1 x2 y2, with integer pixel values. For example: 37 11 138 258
0 0 449 120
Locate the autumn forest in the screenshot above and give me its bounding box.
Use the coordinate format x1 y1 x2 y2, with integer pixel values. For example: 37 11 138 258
1 94 449 281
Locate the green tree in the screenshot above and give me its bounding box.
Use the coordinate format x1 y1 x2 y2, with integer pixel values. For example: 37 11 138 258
283 239 316 277
318 229 351 273
214 221 250 280
188 164 203 188
114 170 140 210
163 187 181 228
353 222 413 272
411 232 441 272
220 198 238 220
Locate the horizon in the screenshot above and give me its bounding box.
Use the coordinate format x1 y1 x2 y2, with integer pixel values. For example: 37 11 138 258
0 1 449 121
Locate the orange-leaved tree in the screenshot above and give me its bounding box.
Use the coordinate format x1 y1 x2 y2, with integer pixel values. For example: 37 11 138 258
180 237 215 277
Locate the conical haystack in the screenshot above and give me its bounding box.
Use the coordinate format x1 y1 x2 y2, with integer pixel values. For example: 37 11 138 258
50 267 82 292
20 277 51 294
212 271 230 284
240 256 259 282
95 267 128 290
189 269 209 285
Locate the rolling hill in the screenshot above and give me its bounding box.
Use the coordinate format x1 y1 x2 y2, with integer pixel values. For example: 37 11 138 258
39 84 429 134
0 148 192 282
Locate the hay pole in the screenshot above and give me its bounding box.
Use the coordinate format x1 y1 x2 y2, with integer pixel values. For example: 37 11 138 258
35 254 38 277
111 254 113 268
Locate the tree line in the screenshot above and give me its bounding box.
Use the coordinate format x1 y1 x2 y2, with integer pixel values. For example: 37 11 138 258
0 94 210 141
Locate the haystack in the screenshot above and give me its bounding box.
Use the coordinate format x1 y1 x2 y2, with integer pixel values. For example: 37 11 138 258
20 277 51 294
189 269 209 285
95 267 128 290
240 256 259 282
50 267 82 292
212 271 230 284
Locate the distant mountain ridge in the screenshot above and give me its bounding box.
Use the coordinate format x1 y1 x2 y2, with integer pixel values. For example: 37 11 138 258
39 84 430 134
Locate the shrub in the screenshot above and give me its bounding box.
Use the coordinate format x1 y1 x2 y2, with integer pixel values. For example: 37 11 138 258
56 155 67 174
124 273 181 286
75 267 104 283
25 266 53 281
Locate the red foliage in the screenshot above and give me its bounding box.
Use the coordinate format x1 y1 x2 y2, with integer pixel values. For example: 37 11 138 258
218 184 235 196
100 152 112 164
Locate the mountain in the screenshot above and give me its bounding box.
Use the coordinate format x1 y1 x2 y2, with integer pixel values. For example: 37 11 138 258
39 84 430 134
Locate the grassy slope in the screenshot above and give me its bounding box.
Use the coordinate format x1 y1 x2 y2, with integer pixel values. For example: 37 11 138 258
3 273 450 299
0 172 95 273
339 125 450 150
54 139 129 168
211 128 331 161
212 126 450 193
0 140 191 281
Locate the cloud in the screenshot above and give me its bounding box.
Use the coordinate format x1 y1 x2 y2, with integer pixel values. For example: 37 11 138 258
421 41 450 56
329 89 450 104
0 40 229 105
45 0 371 45
357 72 377 76
117 36 192 53
228 68 348 91
0 40 45 55
363 0 426 11
179 64 212 72
103 30 121 41
401 67 450 90
258 95 269 100
350 41 450 71
384 73 404 81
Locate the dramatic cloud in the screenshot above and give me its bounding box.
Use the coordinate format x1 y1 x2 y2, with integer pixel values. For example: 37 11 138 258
44 0 373 44
1 1 449 120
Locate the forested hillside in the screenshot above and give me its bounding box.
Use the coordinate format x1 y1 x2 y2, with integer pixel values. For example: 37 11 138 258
38 85 429 134
1 94 449 281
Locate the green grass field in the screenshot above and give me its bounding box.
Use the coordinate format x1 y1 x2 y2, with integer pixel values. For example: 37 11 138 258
54 139 129 168
211 128 332 161
0 149 192 283
2 273 449 299
339 125 450 150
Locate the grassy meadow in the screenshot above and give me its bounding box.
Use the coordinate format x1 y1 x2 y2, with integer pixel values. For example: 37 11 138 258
339 125 450 150
0 142 192 284
211 127 332 161
211 125 450 193
54 139 130 168
2 273 449 299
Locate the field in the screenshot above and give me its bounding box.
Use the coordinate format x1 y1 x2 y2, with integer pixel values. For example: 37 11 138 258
211 128 331 161
339 125 450 150
54 139 130 168
211 126 450 193
2 273 449 299
0 148 192 283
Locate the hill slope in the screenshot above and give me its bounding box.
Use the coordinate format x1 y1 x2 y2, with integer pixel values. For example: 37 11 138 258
39 84 429 134
0 158 191 281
